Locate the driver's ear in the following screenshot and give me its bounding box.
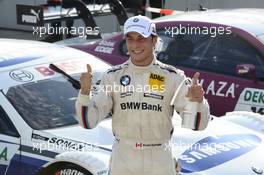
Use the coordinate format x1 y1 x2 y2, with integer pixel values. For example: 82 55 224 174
152 35 158 45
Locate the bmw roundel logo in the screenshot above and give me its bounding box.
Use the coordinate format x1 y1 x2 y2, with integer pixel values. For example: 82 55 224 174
133 18 139 22
120 75 130 86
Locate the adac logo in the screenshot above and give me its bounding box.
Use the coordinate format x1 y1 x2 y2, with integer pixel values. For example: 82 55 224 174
149 73 165 92
150 73 164 82
120 75 130 86
178 134 262 173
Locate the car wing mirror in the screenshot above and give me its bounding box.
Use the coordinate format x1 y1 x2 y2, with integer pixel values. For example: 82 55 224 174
236 64 257 83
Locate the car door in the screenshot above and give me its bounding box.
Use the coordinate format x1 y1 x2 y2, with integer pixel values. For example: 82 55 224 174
155 22 264 116
1 85 53 175
0 92 20 175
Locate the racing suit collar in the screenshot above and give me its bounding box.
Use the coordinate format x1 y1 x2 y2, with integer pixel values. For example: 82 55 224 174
128 57 157 74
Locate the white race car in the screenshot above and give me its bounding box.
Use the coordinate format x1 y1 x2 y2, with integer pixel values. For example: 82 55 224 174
0 39 263 175
0 39 112 175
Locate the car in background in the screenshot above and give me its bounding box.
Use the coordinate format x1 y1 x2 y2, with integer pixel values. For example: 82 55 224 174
172 111 264 175
0 39 112 175
71 9 264 116
0 39 264 175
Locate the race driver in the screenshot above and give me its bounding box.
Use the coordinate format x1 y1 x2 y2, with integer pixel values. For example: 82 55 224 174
75 15 210 175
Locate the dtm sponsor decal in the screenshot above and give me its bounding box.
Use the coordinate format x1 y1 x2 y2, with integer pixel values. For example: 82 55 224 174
0 56 42 68
55 169 84 175
251 106 264 115
0 143 19 165
32 133 49 141
244 90 264 103
200 79 237 98
0 147 7 161
97 170 107 175
16 4 43 26
235 88 264 115
35 60 86 76
149 73 165 92
9 69 34 82
178 134 261 173
95 46 114 54
47 137 97 151
120 102 162 112
94 40 115 54
0 147 8 174
99 40 115 47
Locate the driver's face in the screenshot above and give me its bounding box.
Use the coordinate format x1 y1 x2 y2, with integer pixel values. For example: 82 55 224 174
125 32 157 66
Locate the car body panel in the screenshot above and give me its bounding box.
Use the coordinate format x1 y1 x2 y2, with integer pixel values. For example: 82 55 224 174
171 112 264 174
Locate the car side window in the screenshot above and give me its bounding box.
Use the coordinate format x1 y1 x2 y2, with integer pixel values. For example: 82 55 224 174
156 28 264 80
156 28 217 70
0 106 19 137
203 33 264 78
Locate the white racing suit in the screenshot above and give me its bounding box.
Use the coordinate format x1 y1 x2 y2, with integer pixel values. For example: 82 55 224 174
75 58 210 175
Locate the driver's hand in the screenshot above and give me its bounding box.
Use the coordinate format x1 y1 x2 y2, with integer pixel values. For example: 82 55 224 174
186 72 204 103
80 64 92 95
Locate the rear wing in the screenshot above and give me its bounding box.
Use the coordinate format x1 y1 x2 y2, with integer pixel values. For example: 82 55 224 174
16 0 128 41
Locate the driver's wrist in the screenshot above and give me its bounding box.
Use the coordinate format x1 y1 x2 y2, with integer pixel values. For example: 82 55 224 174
81 89 90 95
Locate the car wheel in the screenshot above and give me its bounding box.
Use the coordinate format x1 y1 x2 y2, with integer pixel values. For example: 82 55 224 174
40 163 92 175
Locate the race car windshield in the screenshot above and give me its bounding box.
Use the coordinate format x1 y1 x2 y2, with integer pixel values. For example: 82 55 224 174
5 71 102 130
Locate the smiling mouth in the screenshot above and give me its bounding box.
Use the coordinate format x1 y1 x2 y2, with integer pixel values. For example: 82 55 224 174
132 50 144 54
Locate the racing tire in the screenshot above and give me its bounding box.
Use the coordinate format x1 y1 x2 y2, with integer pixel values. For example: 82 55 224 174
39 163 92 175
